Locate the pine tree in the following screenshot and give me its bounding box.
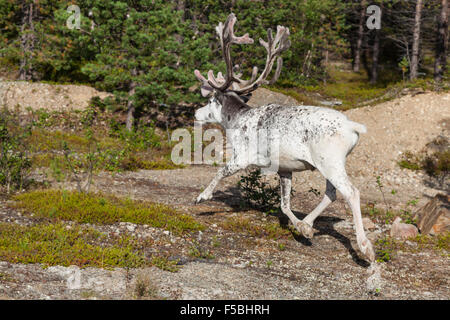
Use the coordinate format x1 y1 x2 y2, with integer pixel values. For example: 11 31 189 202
80 0 209 130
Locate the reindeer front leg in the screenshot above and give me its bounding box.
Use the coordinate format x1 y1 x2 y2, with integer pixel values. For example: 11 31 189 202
196 161 247 204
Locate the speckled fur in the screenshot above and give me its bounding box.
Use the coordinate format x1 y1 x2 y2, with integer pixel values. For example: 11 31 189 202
194 91 375 262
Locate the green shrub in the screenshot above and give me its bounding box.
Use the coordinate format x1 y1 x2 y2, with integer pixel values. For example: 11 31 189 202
375 237 396 263
237 168 283 214
0 108 32 193
13 190 204 235
0 222 146 268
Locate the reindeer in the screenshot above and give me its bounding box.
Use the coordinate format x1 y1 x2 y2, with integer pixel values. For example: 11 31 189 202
193 13 375 262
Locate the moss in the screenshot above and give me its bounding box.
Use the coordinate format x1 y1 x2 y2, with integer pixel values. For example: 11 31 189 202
150 256 180 272
0 222 146 268
12 190 204 235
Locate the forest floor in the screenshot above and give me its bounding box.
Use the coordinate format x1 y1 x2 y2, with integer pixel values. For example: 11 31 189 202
0 82 448 300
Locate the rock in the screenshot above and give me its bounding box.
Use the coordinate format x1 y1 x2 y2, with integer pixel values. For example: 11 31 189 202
390 217 418 240
247 88 299 107
0 81 112 112
362 217 376 231
319 99 343 106
413 194 450 235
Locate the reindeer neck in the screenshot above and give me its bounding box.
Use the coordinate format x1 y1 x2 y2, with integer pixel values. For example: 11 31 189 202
219 100 250 129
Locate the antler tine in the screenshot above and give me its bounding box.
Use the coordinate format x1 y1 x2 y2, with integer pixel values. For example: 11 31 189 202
234 25 291 95
234 66 258 86
194 15 290 97
269 57 283 85
206 13 254 91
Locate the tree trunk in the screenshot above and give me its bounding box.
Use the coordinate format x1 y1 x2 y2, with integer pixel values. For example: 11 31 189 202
370 3 382 85
176 0 185 20
410 0 423 80
174 0 185 55
19 0 35 81
353 0 367 72
371 29 380 84
361 34 372 81
434 0 448 82
126 81 137 132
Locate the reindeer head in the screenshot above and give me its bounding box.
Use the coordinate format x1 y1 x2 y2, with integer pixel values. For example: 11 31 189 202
194 13 291 125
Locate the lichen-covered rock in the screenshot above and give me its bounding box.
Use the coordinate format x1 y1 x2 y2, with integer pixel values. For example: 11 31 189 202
362 217 376 230
390 217 418 240
247 88 299 107
414 194 450 235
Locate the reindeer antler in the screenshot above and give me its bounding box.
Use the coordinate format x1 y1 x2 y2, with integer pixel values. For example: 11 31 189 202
234 25 291 95
194 14 290 97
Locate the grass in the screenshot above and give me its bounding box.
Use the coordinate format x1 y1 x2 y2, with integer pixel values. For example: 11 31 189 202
150 256 180 272
398 146 449 186
12 190 204 235
411 233 450 252
134 273 161 299
375 232 450 263
272 66 449 110
26 127 183 173
9 105 185 175
272 68 390 109
26 129 91 153
0 222 146 268
188 240 215 260
220 216 293 240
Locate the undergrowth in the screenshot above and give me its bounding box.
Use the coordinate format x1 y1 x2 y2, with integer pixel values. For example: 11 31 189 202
272 67 449 110
237 168 285 215
12 190 204 235
0 222 146 269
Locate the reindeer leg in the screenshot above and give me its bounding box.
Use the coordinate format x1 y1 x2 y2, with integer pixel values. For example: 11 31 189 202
298 180 336 239
318 164 375 262
279 172 301 227
196 162 246 204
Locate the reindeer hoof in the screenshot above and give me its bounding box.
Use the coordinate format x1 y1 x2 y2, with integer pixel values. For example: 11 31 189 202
297 221 314 239
360 238 376 262
196 192 212 204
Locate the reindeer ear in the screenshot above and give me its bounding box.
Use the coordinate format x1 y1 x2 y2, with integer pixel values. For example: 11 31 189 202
224 91 250 108
239 93 252 103
195 69 214 97
201 85 213 97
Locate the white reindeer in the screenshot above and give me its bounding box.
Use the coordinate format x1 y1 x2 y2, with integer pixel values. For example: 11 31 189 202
193 14 375 262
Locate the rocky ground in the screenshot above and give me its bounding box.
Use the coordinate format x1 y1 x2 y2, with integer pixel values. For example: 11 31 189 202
0 83 448 300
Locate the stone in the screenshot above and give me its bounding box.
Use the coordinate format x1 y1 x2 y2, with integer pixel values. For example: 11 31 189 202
362 217 376 230
247 88 299 107
390 217 418 240
413 194 450 235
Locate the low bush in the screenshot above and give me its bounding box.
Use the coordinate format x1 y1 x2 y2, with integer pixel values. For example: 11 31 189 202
13 190 204 235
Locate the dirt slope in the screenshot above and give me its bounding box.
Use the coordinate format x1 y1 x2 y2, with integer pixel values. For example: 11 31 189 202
0 81 111 111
